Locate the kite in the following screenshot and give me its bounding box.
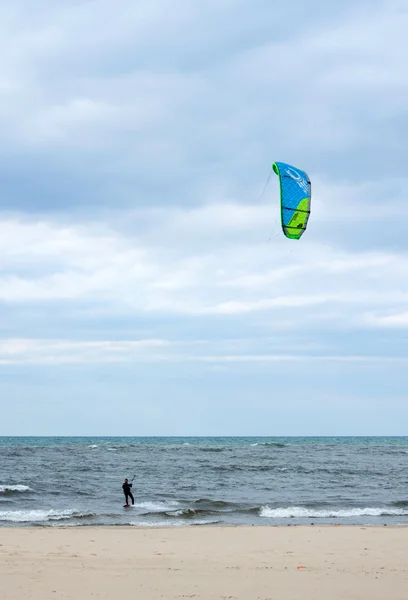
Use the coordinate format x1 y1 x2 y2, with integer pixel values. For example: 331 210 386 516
272 161 311 239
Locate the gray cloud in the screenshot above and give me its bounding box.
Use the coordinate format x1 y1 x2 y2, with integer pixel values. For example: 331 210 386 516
0 0 407 434
0 0 406 211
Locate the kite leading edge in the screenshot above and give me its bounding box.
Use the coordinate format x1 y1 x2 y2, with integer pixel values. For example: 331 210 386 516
273 161 311 240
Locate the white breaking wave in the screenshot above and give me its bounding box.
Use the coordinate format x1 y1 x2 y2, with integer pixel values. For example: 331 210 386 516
0 509 79 523
260 506 408 519
135 500 180 512
0 485 31 494
130 518 220 528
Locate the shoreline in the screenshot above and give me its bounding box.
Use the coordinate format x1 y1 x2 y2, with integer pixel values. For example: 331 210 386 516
2 522 408 529
2 522 408 528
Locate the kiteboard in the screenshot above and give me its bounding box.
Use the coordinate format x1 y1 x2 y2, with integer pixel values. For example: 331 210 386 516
123 504 131 508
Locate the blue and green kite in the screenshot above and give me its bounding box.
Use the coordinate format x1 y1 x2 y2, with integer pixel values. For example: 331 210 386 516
272 161 311 240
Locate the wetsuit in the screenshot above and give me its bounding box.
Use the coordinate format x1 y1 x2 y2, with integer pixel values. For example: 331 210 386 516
122 481 134 505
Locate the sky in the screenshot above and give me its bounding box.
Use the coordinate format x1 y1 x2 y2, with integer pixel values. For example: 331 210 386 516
0 0 408 436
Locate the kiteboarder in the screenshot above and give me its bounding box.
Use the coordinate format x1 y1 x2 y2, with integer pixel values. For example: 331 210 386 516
122 478 134 507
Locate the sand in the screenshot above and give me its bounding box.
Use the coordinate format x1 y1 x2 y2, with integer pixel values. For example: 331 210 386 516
1 525 408 599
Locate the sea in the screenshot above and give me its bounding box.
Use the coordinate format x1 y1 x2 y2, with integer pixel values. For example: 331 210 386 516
1 436 408 528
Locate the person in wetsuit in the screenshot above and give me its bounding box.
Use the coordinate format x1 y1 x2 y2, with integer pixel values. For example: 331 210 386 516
122 478 134 506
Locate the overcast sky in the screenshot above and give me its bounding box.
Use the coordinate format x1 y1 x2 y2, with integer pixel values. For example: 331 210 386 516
0 0 407 436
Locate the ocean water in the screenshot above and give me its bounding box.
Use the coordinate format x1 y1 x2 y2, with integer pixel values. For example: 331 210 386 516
1 436 408 528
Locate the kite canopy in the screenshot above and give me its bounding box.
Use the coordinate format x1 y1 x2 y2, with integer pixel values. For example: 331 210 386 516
273 161 311 240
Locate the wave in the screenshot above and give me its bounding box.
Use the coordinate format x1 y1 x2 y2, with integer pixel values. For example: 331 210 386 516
211 464 286 473
259 442 287 448
250 442 287 448
130 518 222 528
192 498 235 508
141 507 222 519
139 501 399 521
0 485 31 495
0 509 84 523
139 498 254 519
259 506 408 519
1 501 407 526
135 500 180 512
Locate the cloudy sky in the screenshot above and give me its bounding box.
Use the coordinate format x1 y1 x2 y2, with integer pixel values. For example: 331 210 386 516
0 0 407 436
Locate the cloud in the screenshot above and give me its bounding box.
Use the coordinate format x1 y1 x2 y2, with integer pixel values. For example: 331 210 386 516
0 0 407 434
0 0 406 212
0 336 406 366
0 337 170 365
0 184 407 331
363 312 408 328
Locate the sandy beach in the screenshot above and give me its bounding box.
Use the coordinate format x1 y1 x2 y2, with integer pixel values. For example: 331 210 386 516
1 525 408 599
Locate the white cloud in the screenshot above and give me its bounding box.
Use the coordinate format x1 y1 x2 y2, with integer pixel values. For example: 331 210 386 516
0 337 170 364
0 0 405 170
0 336 405 366
0 5 406 327
1 176 408 334
363 312 408 328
